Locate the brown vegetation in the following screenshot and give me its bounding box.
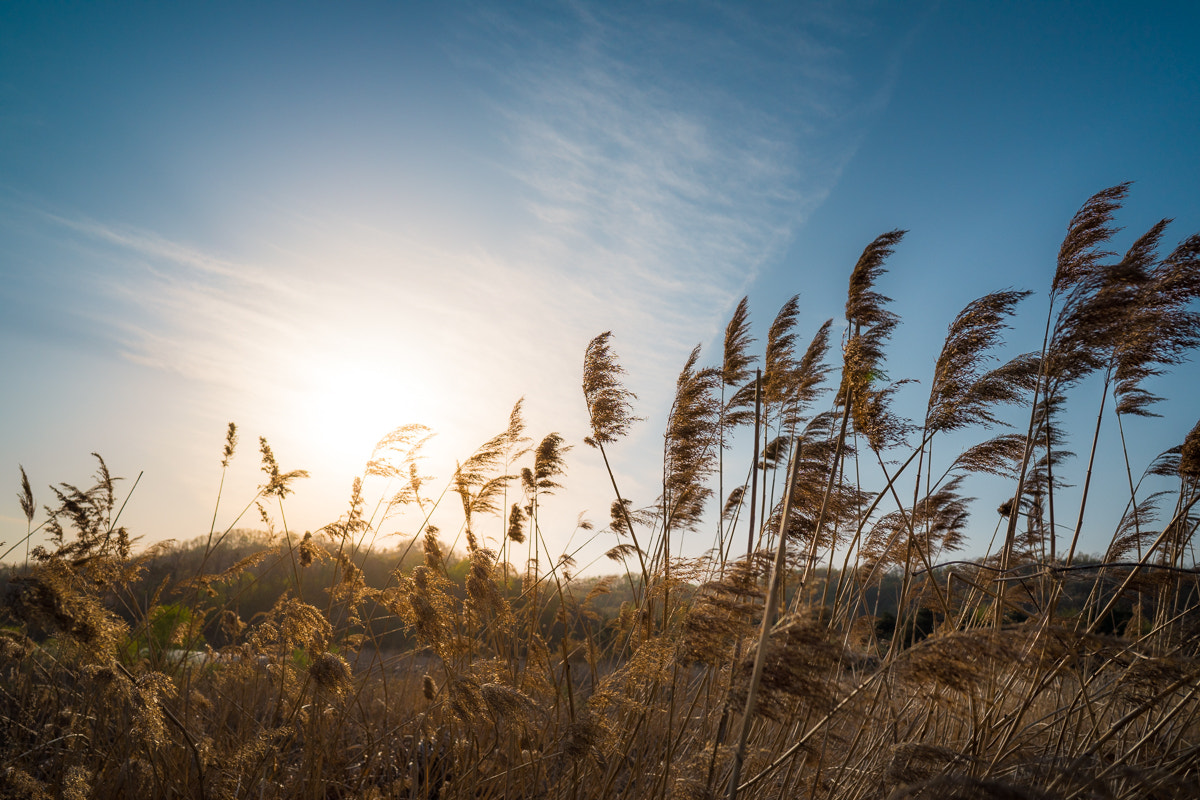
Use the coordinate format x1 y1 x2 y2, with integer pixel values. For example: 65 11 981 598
3 185 1200 799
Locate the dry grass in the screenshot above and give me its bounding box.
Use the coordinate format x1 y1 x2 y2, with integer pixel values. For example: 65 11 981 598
3 185 1200 799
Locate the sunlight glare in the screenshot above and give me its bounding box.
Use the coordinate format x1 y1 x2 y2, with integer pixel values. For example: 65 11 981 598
287 354 436 475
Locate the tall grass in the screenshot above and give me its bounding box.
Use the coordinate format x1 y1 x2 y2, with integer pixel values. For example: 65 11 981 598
3 185 1200 799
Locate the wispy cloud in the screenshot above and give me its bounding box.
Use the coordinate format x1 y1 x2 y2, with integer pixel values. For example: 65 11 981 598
484 2 892 380
7 2 913 564
38 3 904 432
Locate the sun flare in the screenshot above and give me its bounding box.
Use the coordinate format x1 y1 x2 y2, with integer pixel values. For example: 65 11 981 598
285 355 437 472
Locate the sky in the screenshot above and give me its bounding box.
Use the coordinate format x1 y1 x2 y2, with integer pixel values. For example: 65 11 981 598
2 1 1198 575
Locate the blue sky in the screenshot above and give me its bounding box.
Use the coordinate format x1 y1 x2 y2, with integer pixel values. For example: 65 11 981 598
2 1 1198 573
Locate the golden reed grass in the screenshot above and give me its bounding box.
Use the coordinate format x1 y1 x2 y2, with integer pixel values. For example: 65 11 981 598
2 185 1200 799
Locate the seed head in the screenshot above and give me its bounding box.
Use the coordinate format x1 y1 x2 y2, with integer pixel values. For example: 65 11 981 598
309 652 352 695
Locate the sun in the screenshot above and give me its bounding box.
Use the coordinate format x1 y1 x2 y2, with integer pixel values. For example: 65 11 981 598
285 355 429 470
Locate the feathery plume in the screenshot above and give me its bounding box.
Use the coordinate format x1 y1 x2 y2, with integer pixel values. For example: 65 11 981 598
609 498 653 538
662 345 721 532
862 476 972 567
1053 182 1130 294
506 397 529 451
454 405 533 530
309 652 352 696
506 502 526 543
925 290 1033 433
951 433 1029 478
846 229 905 328
790 319 833 414
758 436 790 470
764 295 801 406
365 424 433 480
221 422 238 468
1105 490 1169 560
18 466 34 524
258 438 308 499
722 486 747 522
842 231 908 451
1180 418 1200 481
422 526 443 570
770 412 867 551
583 332 641 447
1040 185 1135 392
298 532 320 567
606 542 639 562
529 433 570 495
723 296 757 387
1113 230 1200 416
723 378 759 428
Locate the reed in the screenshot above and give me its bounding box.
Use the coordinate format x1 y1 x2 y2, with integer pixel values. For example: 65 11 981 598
3 186 1199 799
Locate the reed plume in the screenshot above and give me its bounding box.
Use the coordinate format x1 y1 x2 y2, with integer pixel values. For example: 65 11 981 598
1181 418 1200 482
722 486 747 522
722 378 759 429
1053 182 1130 293
951 432 1029 478
783 318 833 427
258 438 308 499
582 332 650 591
17 466 34 524
507 502 526 544
1035 184 1134 417
1057 204 1198 573
717 298 758 570
1112 230 1200 417
722 296 757 389
842 230 908 453
221 422 238 468
757 436 789 470
862 476 972 568
763 295 800 408
583 331 641 447
365 423 433 484
661 346 721 536
1001 185 1130 578
14 465 35 567
925 290 1034 433
524 432 570 496
454 411 528 539
770 412 867 555
1105 490 1169 561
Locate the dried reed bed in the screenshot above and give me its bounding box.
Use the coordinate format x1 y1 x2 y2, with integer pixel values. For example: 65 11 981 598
3 184 1200 799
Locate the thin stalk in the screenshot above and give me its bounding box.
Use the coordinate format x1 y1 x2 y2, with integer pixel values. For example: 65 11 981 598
595 438 651 599
1066 377 1110 567
1116 410 1146 559
727 435 802 800
735 667 890 795
876 454 952 621
746 371 763 560
1086 492 1200 635
797 391 852 593
998 303 1056 623
817 434 847 612
720 458 756 566
1045 376 1110 621
829 432 933 622
1048 661 1200 796
662 422 671 631
718 381 727 569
